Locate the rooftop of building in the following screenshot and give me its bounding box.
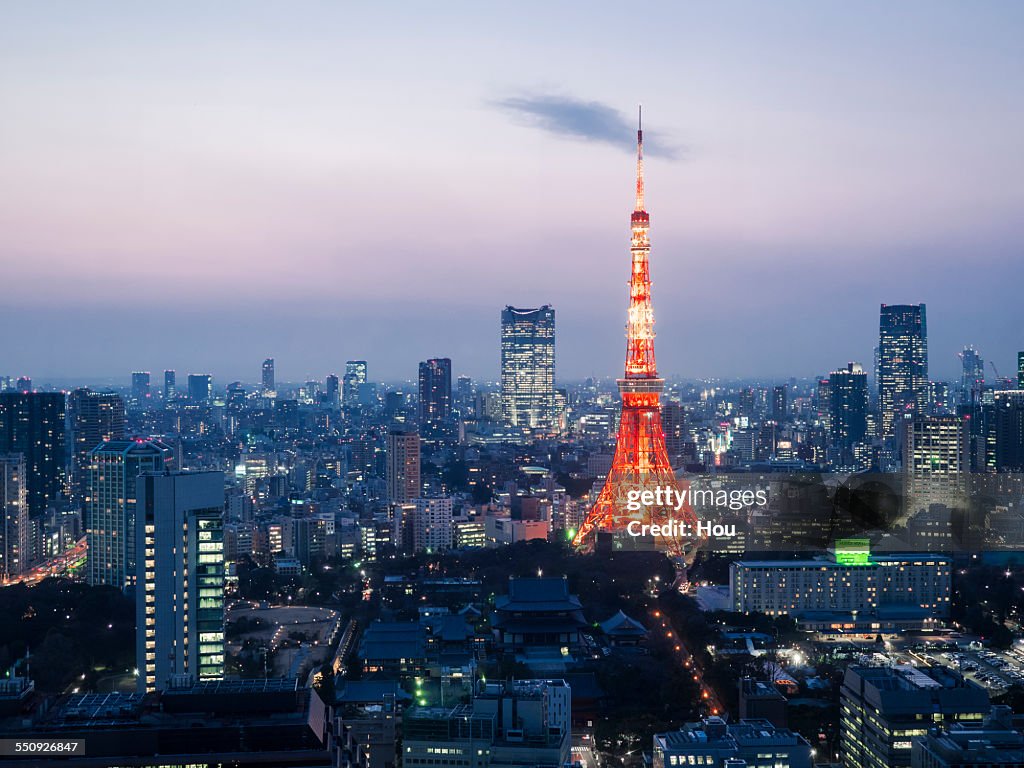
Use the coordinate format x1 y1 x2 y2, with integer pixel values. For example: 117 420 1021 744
494 576 583 613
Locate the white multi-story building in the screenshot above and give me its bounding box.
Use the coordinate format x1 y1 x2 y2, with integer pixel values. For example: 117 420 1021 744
730 553 951 618
412 497 453 554
136 470 225 693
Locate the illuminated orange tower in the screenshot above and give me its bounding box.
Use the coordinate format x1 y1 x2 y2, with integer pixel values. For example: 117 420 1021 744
573 109 699 556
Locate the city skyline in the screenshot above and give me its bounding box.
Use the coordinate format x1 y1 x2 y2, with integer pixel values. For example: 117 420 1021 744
2 3 1023 381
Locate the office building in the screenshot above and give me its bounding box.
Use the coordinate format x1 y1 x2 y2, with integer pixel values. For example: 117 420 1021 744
661 402 687 465
960 346 985 406
653 717 812 768
830 362 869 467
68 388 125 498
878 304 929 444
343 361 367 407
324 374 340 406
0 455 29 579
840 665 990 768
1019 352 1024 390
0 392 66 519
163 369 176 401
386 428 421 504
136 470 225 693
418 358 452 424
990 391 1024 471
411 497 452 554
772 384 788 421
87 439 173 588
402 679 570 768
902 415 969 513
730 552 951 620
262 358 276 396
187 373 213 404
912 706 1024 768
130 371 151 408
500 305 556 431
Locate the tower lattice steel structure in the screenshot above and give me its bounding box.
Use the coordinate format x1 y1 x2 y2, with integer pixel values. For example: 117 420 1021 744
572 110 699 556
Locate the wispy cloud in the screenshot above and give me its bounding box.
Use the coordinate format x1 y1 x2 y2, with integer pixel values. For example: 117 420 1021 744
493 93 681 159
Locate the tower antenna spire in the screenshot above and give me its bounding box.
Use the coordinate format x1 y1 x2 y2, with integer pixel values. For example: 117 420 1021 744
635 105 645 212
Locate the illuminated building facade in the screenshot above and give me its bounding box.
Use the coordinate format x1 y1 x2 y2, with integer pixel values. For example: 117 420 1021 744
87 439 173 588
573 112 697 555
411 496 453 554
136 470 225 693
730 553 951 617
840 665 989 768
878 304 929 445
500 305 556 431
163 369 176 401
68 388 125 499
343 360 368 407
0 392 66 525
386 427 421 503
829 363 868 468
902 415 969 513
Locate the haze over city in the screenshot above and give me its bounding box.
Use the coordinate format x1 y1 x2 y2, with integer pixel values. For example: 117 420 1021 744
3 2 1023 382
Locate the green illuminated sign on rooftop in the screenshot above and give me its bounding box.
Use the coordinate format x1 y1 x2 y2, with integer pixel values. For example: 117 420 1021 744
834 538 871 566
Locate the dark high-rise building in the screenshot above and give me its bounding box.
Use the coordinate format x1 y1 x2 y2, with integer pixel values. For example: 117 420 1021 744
68 388 126 498
830 363 869 466
878 303 928 444
87 439 173 588
771 385 787 421
500 305 556 431
418 358 452 424
187 374 213 404
0 392 66 518
343 360 367 407
990 391 1024 472
136 470 225 692
262 358 275 396
456 375 473 414
960 346 984 406
661 401 686 465
0 454 29 578
163 369 176 401
324 374 340 406
15 377 31 393
131 371 151 407
1019 352 1024 390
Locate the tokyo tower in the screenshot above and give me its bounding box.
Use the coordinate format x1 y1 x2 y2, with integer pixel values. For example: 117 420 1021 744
572 109 699 557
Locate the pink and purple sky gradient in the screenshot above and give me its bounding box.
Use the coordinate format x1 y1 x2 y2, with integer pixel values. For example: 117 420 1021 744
2 2 1023 384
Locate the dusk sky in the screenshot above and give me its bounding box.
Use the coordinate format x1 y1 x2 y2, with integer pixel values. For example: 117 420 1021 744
2 2 1023 386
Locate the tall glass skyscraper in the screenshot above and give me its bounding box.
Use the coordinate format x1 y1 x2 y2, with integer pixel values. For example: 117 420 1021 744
87 439 173 588
878 304 928 443
0 392 66 520
830 362 869 467
500 305 556 431
343 360 367 407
